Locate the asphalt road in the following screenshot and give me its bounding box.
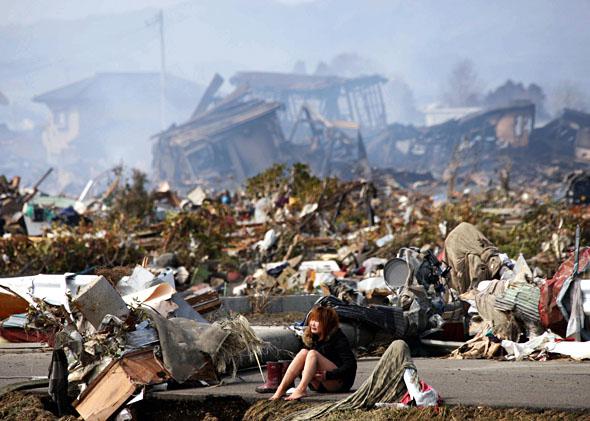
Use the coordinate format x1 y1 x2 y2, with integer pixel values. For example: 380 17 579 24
154 356 590 410
0 349 51 389
2 350 590 410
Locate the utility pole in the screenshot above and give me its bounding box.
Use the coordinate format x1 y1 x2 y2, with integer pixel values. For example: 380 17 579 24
158 9 166 130
148 10 167 130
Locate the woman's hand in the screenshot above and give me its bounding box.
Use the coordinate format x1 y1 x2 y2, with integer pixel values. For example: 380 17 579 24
314 370 326 382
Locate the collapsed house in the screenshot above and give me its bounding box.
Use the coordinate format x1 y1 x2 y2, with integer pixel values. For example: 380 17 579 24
285 105 371 180
152 74 376 190
152 87 287 191
529 108 590 164
366 102 536 182
366 103 590 196
230 71 388 132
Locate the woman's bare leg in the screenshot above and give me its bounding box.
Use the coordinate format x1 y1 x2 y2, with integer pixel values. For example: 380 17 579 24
269 349 308 400
285 350 338 400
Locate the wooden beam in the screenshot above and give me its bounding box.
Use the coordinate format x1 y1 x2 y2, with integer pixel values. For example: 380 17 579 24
345 88 355 121
191 73 224 118
376 83 387 127
360 87 374 128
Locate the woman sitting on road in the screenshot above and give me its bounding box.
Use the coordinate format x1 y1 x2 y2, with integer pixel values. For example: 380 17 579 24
270 305 357 401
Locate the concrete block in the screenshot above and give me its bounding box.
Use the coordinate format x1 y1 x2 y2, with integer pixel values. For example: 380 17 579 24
220 296 252 314
280 295 321 312
220 294 322 314
73 276 129 328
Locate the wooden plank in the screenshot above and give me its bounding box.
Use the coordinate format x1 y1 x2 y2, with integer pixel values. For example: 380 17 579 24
191 73 224 118
184 289 218 304
75 350 169 421
75 365 136 421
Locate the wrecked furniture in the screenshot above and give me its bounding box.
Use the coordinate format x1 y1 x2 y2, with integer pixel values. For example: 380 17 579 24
74 349 170 421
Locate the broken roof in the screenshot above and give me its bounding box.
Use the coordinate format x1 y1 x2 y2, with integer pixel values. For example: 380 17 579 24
155 98 282 147
230 71 386 93
456 101 535 128
33 72 200 105
561 108 590 127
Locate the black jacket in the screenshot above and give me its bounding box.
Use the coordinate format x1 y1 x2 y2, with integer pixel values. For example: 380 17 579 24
305 328 357 389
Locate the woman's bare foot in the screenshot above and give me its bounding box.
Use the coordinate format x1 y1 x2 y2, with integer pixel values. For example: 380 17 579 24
284 388 307 401
269 392 283 400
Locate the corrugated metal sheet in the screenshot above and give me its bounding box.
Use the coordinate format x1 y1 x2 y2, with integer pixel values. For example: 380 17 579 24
495 283 541 323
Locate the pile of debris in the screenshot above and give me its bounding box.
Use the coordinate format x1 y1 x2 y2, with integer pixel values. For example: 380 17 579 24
0 261 263 420
367 105 590 199
0 169 57 236
2 160 590 346
444 223 590 361
2 164 590 420
1 161 587 290
271 220 590 364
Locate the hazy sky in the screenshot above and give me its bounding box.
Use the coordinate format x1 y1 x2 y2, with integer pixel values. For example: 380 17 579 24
1 0 186 25
1 0 589 193
1 0 589 106
0 0 315 25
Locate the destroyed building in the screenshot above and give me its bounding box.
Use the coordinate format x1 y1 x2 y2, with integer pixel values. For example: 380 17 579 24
286 105 371 180
230 71 388 132
529 108 590 164
367 102 535 180
152 75 374 190
152 87 287 191
33 72 201 193
366 103 590 194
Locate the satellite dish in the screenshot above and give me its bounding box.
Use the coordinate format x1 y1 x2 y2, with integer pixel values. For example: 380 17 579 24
383 258 412 290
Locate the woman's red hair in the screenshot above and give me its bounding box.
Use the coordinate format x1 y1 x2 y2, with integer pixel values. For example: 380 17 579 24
306 305 340 341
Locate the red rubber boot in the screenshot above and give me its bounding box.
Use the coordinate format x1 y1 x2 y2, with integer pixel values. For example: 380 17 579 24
255 361 282 393
279 360 294 388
